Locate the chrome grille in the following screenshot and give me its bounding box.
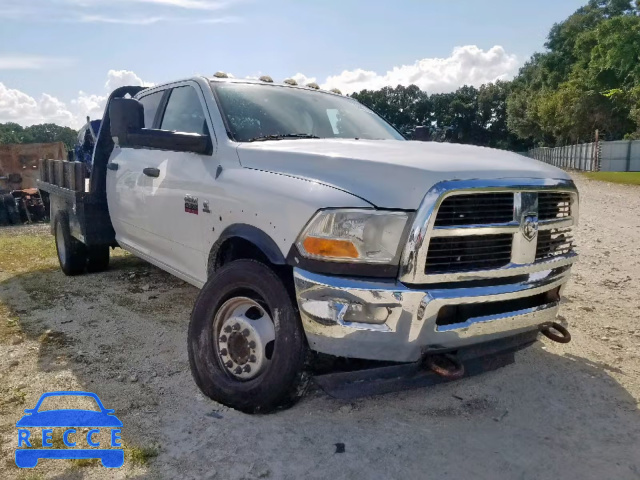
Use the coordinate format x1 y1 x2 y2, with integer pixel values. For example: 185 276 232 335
411 185 578 281
536 227 574 260
434 193 514 226
538 192 571 220
425 234 513 274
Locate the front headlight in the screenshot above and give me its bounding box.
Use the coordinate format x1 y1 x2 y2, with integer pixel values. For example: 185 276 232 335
296 209 410 264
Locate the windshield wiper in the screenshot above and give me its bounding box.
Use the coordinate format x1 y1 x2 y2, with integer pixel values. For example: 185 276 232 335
248 133 320 142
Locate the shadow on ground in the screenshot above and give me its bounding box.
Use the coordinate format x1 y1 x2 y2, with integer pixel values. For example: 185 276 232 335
1 256 639 479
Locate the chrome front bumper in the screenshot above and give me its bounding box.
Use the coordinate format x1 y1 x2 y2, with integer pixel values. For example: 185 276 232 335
294 256 576 363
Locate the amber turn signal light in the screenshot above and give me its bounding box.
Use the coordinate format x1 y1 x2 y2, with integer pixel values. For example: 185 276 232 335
302 237 359 259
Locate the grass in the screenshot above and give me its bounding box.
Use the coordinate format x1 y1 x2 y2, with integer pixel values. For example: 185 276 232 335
18 473 45 480
126 445 159 466
0 233 57 274
71 458 100 468
0 302 21 343
583 171 640 185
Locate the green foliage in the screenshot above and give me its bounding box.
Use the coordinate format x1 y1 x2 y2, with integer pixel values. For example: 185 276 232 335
583 171 640 184
507 0 640 146
351 82 531 151
0 123 77 149
351 85 431 134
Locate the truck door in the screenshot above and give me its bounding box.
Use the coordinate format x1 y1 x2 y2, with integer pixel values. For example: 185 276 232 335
141 82 216 284
106 89 166 255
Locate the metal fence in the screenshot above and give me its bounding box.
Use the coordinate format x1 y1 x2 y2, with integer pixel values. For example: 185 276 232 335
528 140 640 172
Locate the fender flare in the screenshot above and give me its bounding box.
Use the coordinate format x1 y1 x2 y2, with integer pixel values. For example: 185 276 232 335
207 224 287 276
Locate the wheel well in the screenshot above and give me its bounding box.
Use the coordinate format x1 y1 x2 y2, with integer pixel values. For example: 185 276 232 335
212 237 270 271
208 237 298 316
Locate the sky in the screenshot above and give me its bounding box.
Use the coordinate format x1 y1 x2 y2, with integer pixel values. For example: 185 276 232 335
0 0 588 129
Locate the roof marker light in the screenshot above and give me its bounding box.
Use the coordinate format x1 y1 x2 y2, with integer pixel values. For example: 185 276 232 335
306 82 320 90
213 71 229 78
330 88 343 95
283 78 298 86
259 75 274 83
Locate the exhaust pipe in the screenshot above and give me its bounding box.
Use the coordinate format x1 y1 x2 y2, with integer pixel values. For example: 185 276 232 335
539 322 572 344
424 353 465 379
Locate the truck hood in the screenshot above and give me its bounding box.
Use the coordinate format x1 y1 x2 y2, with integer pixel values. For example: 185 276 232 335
236 139 570 209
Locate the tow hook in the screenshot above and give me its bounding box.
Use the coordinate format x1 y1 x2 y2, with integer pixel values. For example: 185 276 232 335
539 322 572 344
424 353 465 379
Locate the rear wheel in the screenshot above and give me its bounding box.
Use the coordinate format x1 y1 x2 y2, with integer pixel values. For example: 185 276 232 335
87 245 110 273
188 260 307 413
55 212 87 276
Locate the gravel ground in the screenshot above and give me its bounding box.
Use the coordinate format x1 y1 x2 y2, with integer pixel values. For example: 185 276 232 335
0 173 639 480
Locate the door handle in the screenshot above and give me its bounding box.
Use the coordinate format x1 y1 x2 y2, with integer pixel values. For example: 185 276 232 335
143 167 160 178
107 163 119 171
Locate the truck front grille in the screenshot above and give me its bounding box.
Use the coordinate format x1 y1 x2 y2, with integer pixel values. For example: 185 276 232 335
421 189 577 278
538 192 572 220
434 193 514 226
536 227 574 260
436 287 561 327
425 234 513 274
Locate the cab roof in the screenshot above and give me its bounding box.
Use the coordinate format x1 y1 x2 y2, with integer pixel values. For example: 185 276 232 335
206 75 340 94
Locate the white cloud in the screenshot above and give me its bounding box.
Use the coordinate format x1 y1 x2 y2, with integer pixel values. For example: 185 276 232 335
127 0 230 9
0 70 153 129
0 83 73 126
0 55 75 70
78 15 165 25
104 69 154 91
198 16 242 24
290 73 317 87
317 45 519 94
0 0 243 23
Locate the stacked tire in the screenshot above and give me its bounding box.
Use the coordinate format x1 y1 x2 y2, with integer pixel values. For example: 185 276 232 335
0 193 21 226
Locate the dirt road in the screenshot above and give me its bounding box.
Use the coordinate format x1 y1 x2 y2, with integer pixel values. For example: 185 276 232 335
1 173 639 480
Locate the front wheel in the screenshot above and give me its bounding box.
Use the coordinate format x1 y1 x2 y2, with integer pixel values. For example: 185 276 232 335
188 260 307 413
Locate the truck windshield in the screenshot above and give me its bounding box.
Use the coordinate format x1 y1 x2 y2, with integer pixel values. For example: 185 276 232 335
211 82 404 142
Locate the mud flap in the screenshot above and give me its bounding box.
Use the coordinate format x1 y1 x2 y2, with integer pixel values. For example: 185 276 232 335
312 332 537 400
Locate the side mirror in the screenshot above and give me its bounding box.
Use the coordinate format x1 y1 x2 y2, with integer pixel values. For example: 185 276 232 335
109 98 144 146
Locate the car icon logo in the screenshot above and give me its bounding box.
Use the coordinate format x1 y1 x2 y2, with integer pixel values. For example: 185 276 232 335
15 391 124 469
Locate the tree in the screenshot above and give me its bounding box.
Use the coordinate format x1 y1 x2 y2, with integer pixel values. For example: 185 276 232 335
351 82 531 151
351 85 430 135
507 0 640 145
0 123 77 149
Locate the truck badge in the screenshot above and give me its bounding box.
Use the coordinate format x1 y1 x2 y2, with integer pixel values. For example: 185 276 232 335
522 215 538 241
184 195 198 215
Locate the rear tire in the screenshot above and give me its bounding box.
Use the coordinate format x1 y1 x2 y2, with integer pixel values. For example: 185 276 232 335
87 245 110 273
55 212 87 276
188 260 308 413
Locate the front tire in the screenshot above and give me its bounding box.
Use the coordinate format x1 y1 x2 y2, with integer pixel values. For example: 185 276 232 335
54 212 87 276
188 260 307 413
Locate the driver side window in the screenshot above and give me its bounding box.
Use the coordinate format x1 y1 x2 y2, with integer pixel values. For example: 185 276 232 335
160 86 210 136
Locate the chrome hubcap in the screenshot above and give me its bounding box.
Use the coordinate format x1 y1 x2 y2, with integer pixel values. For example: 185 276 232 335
214 297 275 380
56 222 67 265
